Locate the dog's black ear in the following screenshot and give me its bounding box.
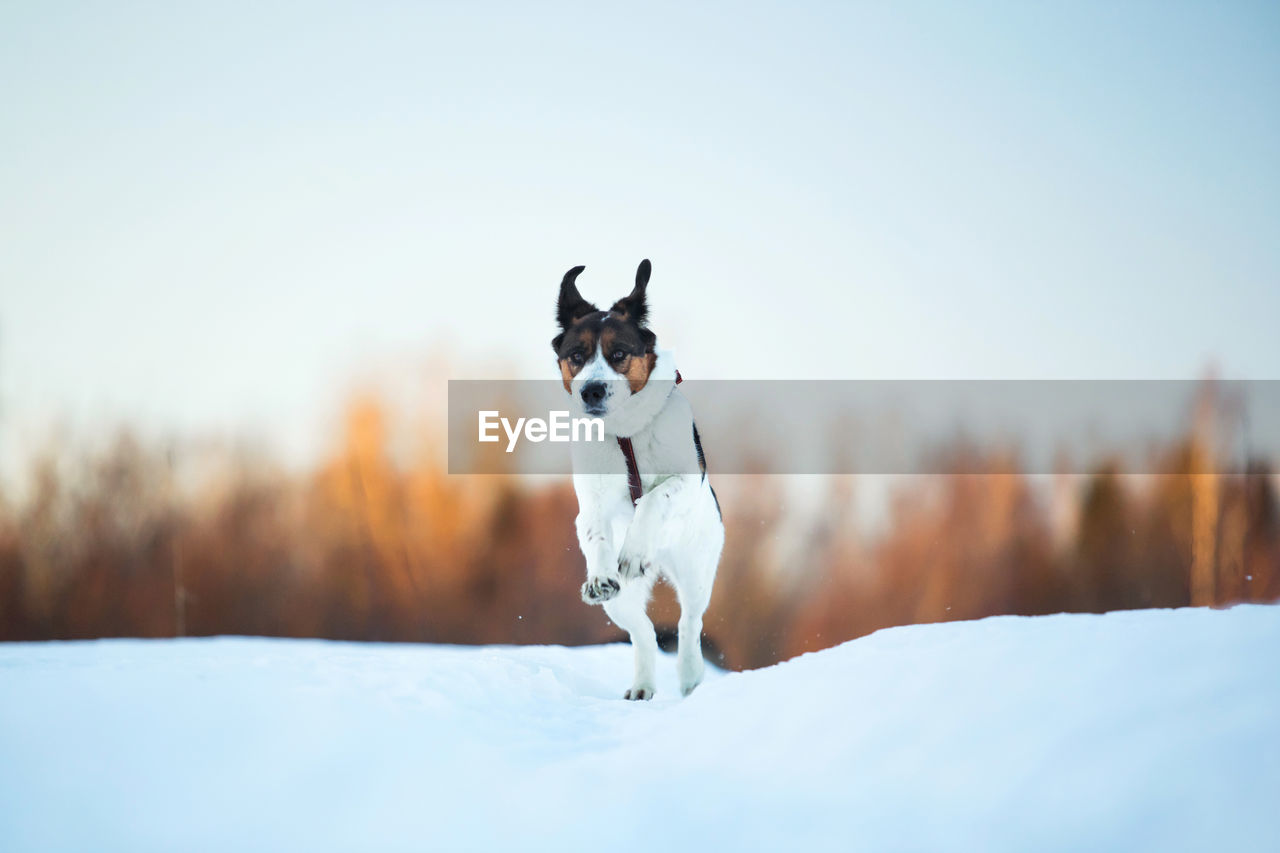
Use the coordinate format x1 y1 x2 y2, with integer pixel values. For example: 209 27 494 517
610 258 651 326
556 265 597 330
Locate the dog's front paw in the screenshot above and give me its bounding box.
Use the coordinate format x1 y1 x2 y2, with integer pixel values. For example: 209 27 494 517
623 684 655 701
617 548 654 581
581 576 620 604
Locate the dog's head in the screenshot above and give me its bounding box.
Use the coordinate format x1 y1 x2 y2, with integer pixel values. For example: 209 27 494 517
552 259 657 416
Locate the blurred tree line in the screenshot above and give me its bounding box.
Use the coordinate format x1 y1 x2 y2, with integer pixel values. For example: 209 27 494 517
1 388 1277 669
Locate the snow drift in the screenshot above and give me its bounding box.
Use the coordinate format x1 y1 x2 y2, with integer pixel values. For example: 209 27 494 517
1 605 1276 852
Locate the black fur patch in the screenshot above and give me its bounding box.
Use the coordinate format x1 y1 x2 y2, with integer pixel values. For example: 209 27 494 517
555 265 597 330
609 259 651 327
552 260 657 361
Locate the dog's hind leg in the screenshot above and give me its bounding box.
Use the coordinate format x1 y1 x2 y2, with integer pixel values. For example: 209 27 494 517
602 577 658 700
669 550 718 697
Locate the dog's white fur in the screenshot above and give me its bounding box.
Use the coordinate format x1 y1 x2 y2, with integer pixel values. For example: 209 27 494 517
566 348 723 699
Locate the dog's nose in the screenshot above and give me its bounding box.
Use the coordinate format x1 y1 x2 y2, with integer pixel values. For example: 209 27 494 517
580 382 607 409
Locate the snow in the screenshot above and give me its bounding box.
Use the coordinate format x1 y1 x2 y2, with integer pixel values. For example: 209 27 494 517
1 606 1277 852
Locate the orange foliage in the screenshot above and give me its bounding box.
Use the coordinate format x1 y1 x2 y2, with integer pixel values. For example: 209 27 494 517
2 393 1277 671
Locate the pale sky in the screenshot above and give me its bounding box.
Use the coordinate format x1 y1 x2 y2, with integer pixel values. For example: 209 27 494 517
2 1 1278 476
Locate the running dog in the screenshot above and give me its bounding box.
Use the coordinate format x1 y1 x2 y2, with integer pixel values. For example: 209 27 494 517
552 259 723 700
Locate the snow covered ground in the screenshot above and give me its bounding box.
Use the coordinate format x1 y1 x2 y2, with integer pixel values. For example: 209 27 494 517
1 605 1277 852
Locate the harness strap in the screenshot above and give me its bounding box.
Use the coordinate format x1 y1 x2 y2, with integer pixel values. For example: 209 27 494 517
617 435 644 505
616 370 685 507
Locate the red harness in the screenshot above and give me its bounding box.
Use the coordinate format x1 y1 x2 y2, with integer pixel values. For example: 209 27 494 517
616 370 682 506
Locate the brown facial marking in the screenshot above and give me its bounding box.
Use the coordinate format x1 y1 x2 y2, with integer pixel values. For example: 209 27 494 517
597 326 619 356
624 351 657 393
597 324 655 394
556 324 597 392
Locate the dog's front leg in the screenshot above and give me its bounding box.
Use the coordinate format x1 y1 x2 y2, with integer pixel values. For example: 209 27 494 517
576 512 623 604
617 474 699 580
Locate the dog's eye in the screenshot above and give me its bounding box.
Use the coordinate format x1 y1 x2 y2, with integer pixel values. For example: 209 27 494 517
611 350 628 363
569 351 585 366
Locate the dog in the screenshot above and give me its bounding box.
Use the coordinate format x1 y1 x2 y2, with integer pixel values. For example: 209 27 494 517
552 259 723 700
